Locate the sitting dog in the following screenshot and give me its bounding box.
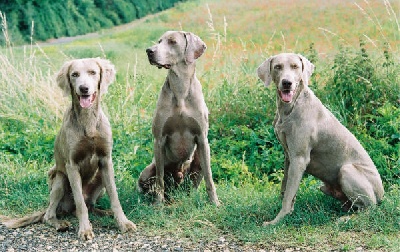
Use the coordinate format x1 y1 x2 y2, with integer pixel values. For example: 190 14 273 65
257 53 384 225
137 31 220 206
2 58 136 240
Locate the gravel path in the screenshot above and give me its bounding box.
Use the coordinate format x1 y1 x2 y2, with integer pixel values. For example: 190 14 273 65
0 223 274 251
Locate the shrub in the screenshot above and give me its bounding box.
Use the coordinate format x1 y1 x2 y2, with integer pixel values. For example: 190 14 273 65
319 41 400 184
324 40 398 127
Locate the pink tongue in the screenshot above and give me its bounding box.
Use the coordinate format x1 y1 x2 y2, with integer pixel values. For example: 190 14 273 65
79 96 92 108
280 90 294 103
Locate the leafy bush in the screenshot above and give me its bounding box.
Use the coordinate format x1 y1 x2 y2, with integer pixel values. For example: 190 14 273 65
0 118 55 163
209 123 284 184
324 41 398 127
318 42 400 184
356 103 400 184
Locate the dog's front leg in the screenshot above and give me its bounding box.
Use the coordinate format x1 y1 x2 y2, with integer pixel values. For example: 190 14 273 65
197 136 220 206
263 155 307 226
66 163 94 240
275 130 289 198
280 150 290 198
99 157 136 232
154 137 166 204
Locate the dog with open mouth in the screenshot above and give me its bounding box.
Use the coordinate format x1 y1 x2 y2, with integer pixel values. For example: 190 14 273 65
2 58 136 240
257 53 384 225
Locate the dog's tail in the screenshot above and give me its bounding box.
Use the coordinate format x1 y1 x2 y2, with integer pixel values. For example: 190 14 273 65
1 211 45 228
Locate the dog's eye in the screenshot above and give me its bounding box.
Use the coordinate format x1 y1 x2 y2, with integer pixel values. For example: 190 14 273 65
71 72 79 77
274 65 282 70
168 39 176 45
88 70 96 75
291 64 299 69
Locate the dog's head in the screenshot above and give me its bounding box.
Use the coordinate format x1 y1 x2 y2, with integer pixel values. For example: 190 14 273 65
56 58 116 108
257 53 314 103
146 31 206 69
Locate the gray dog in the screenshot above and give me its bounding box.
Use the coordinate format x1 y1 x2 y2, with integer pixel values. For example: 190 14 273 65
138 31 220 206
2 58 136 240
257 53 384 225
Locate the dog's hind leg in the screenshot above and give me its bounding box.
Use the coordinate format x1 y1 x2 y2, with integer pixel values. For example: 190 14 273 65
137 162 157 194
44 168 71 231
188 150 203 189
339 164 383 210
84 172 111 216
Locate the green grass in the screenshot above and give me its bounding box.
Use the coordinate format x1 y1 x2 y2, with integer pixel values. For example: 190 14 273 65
1 0 399 250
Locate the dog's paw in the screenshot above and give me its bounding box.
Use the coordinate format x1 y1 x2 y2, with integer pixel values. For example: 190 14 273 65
153 194 165 205
262 219 279 226
212 199 221 207
44 217 70 232
91 207 113 217
262 221 273 226
55 220 70 232
78 228 95 241
119 220 137 233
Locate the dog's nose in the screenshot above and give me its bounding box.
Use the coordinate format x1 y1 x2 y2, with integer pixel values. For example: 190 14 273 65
282 79 292 89
146 48 154 56
79 86 89 94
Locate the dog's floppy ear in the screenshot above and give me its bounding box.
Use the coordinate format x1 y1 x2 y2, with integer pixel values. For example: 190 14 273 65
184 32 206 64
56 60 73 96
298 54 314 86
96 58 116 94
257 56 274 87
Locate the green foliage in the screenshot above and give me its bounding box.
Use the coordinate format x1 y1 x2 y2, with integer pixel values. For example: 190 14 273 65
316 41 400 184
0 0 186 44
356 103 400 184
0 118 55 163
209 123 284 184
324 40 399 127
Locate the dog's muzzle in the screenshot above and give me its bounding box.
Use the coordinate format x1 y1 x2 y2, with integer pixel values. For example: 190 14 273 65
78 85 96 108
279 79 296 103
146 48 171 69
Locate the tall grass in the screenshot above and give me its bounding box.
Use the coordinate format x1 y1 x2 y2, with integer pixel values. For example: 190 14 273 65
0 0 399 249
0 13 65 123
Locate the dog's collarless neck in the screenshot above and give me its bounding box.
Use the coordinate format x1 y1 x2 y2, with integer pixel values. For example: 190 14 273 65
166 69 196 108
71 99 101 136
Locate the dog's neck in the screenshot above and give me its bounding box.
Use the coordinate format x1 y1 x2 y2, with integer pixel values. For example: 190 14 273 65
167 62 196 107
71 92 101 136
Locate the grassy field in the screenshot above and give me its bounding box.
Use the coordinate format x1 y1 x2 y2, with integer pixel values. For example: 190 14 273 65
1 0 399 250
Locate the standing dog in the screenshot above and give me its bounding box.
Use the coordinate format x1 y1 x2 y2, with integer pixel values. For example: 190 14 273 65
257 53 384 225
2 58 136 240
137 31 220 206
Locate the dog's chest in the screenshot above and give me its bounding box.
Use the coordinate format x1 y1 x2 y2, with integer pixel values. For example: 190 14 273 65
72 135 111 169
274 119 288 151
162 113 201 136
160 113 201 161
